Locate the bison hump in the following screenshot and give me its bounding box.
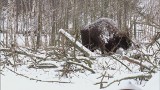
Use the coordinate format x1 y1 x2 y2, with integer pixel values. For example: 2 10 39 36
84 18 119 43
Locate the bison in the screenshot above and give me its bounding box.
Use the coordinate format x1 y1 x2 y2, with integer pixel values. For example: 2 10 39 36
80 18 131 54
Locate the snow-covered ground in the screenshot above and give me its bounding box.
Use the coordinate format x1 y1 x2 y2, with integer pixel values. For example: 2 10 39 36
143 71 160 90
1 31 159 90
1 54 158 90
1 68 118 90
2 69 159 90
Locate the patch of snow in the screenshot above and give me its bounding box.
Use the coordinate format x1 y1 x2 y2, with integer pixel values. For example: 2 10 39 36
118 81 143 90
143 71 160 90
1 68 118 90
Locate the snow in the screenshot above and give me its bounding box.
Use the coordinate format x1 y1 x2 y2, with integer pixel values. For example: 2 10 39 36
1 68 118 90
1 29 159 90
143 71 160 90
0 51 149 90
1 26 159 90
1 47 159 90
2 68 149 90
118 81 142 90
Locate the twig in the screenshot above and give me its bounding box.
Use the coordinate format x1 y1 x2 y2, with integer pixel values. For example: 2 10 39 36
111 55 132 72
100 71 107 89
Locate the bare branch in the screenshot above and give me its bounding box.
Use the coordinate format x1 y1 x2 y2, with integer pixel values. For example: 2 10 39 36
122 56 156 73
6 67 71 83
147 32 160 48
0 48 47 60
111 55 132 72
99 73 151 88
67 61 95 74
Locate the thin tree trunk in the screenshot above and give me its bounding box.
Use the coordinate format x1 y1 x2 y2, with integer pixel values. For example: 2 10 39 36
36 0 42 50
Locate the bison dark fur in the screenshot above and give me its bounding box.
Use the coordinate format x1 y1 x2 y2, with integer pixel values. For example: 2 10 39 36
80 18 131 54
105 33 131 53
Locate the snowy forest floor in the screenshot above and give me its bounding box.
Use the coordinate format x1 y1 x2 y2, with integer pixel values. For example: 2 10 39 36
1 32 160 90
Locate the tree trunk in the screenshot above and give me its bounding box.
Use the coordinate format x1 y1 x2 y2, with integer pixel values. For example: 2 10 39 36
36 0 42 50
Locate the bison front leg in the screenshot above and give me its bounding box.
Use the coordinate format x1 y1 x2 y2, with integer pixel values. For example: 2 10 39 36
97 36 106 54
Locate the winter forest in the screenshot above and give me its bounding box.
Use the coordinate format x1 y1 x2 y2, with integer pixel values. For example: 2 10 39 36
0 0 160 90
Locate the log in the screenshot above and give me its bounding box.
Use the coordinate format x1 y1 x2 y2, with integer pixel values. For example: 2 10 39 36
59 29 96 57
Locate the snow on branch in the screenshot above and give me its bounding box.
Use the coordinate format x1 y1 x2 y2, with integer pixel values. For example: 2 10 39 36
59 29 97 57
122 55 156 73
96 73 152 89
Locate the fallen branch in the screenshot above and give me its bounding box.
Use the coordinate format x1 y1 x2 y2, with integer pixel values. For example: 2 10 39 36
6 67 71 83
111 55 132 72
28 63 58 69
99 73 152 89
0 48 47 60
67 61 95 73
59 29 96 57
122 56 155 73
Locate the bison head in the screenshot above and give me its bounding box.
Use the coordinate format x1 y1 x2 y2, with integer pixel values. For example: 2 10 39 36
105 31 132 53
